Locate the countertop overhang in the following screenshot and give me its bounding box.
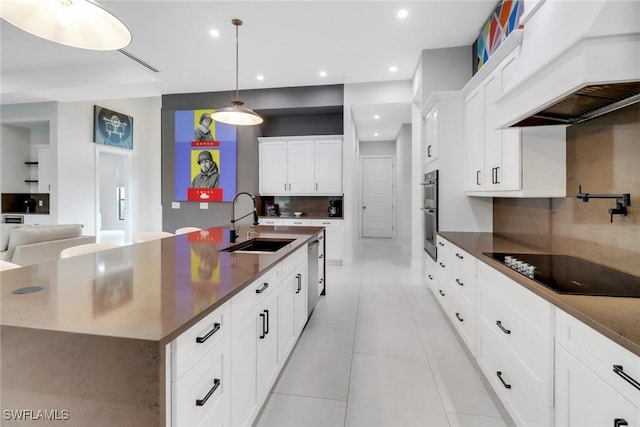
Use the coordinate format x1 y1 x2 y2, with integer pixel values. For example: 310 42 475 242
439 231 640 358
0 225 324 345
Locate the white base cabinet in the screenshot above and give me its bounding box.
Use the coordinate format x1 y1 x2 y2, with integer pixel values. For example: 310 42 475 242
311 219 342 263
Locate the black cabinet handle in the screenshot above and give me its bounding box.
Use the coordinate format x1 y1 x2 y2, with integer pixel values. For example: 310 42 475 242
259 313 266 339
476 170 481 186
264 309 270 335
196 323 221 343
319 254 324 259
455 253 464 260
428 274 433 280
455 312 464 322
496 321 511 335
296 273 302 293
256 282 269 294
438 241 444 247
427 145 432 158
319 235 324 240
439 262 445 268
614 419 628 427
496 371 511 389
613 365 640 391
195 378 221 407
455 278 464 286
495 166 501 184
438 290 445 297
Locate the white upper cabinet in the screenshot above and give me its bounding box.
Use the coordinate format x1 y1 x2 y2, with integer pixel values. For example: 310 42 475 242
464 40 566 197
37 147 53 193
424 105 439 164
259 136 343 196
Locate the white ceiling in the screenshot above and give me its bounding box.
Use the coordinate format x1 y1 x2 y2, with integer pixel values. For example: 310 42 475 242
0 0 497 141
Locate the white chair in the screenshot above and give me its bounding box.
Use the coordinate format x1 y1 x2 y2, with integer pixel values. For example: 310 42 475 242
175 227 202 235
60 242 120 259
132 231 174 243
0 260 21 271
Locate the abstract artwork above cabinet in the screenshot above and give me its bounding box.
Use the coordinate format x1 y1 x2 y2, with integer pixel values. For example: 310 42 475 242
258 135 342 196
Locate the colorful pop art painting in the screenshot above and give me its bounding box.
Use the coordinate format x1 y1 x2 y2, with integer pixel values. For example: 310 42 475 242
474 0 524 71
174 109 237 202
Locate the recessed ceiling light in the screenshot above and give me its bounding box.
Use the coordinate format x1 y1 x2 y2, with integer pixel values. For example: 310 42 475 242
389 65 398 73
374 132 379 136
256 75 264 81
373 115 380 120
209 29 220 37
319 71 327 77
397 9 409 19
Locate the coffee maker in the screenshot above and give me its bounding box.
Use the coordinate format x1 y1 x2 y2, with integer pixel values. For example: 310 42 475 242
328 200 342 217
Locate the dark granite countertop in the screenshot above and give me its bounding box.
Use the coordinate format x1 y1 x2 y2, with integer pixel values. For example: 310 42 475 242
439 231 640 358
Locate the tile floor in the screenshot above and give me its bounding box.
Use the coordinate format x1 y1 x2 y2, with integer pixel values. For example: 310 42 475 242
256 237 515 427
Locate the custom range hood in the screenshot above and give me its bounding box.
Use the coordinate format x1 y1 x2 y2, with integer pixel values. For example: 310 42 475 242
496 0 640 128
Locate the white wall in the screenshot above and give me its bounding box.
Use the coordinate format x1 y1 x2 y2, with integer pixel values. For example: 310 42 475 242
57 97 162 236
359 140 395 156
395 124 412 248
0 124 31 193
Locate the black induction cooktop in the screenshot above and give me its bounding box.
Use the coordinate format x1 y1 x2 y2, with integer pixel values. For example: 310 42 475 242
483 252 640 298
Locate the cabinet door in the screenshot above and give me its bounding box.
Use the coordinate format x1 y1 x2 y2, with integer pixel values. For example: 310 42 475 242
37 147 52 193
482 72 502 189
314 139 342 194
312 219 342 262
425 105 438 163
230 310 259 427
287 140 315 194
556 346 639 427
259 141 288 195
256 291 280 403
278 271 296 361
293 265 308 336
465 88 485 190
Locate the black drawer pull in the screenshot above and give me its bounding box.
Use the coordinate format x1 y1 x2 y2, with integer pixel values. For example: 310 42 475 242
496 371 511 389
455 278 464 286
296 273 302 293
438 290 445 297
259 313 266 339
428 274 433 280
496 321 511 335
455 253 464 260
438 241 444 247
319 254 324 259
195 379 221 406
264 309 270 335
613 365 640 391
256 282 269 294
196 322 221 343
439 262 445 268
614 419 628 427
455 312 463 322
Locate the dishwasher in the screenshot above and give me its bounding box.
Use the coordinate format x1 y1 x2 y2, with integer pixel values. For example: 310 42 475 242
307 239 320 316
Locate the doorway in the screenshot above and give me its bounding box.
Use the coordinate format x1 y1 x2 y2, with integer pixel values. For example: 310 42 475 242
361 156 395 238
95 147 131 244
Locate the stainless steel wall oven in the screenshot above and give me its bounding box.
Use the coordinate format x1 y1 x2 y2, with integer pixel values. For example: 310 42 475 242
421 170 438 261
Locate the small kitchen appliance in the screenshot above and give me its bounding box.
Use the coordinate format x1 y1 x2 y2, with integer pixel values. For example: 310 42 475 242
328 200 342 217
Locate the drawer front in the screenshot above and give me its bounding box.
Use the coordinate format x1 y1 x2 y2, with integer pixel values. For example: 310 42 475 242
172 302 230 381
282 218 312 226
436 249 451 282
449 244 476 278
426 269 439 295
479 286 553 390
450 266 476 305
477 319 554 427
231 266 281 322
450 290 476 354
259 217 284 226
432 276 451 313
173 335 230 427
282 245 307 279
478 262 553 333
311 219 342 227
556 309 640 405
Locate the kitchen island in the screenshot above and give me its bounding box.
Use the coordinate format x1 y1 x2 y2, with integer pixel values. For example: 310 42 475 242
1 225 324 426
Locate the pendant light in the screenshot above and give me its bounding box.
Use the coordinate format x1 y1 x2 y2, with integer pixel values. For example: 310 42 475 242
212 18 263 126
0 0 131 51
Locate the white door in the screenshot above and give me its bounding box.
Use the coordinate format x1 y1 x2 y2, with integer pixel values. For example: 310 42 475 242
96 148 130 244
361 157 394 238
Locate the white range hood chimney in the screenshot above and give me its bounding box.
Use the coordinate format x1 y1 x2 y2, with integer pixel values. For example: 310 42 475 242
496 0 640 128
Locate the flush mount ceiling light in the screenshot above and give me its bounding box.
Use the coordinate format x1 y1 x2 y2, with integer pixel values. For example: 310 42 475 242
0 0 131 51
212 18 263 126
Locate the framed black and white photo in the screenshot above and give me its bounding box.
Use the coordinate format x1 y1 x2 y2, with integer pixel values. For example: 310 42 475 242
93 105 133 150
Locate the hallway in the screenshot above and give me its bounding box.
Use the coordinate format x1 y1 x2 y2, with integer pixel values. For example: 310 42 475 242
256 238 514 426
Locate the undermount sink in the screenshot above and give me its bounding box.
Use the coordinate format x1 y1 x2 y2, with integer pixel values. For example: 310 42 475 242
221 238 295 254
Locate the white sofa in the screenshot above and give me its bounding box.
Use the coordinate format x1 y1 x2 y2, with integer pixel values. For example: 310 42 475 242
0 224 95 266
